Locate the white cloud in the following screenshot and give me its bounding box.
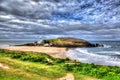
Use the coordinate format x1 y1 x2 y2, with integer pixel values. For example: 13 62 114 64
0 0 120 40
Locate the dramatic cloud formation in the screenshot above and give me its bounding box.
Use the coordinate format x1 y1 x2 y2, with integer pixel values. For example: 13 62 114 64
0 0 120 41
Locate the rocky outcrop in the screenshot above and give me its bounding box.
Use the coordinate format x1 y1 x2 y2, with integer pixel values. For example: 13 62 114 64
19 37 103 48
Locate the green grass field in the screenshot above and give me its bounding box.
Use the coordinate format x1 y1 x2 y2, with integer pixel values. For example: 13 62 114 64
0 49 120 80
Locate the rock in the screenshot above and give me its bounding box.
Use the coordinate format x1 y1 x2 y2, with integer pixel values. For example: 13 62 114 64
95 43 104 47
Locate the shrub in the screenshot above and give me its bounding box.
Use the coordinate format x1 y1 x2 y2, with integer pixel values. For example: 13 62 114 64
10 53 22 58
54 59 65 63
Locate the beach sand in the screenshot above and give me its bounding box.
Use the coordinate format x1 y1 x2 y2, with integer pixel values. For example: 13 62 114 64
2 46 68 58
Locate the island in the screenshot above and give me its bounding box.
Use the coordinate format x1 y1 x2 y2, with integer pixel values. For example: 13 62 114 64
18 37 103 47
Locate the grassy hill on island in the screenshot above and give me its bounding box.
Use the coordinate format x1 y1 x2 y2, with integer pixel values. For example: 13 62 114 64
43 37 93 47
23 37 97 47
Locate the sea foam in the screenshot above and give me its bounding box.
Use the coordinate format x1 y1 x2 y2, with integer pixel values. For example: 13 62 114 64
66 48 120 67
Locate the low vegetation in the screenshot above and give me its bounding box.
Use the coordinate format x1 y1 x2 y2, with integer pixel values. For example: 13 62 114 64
43 37 93 47
23 37 97 47
0 49 120 80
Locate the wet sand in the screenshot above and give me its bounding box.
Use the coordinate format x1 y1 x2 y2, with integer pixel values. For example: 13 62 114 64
2 46 68 58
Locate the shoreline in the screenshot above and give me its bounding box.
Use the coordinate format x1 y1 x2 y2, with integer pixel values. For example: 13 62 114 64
1 46 68 58
0 46 120 80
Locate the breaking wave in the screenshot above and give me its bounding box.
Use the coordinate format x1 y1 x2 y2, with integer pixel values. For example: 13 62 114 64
103 44 111 48
66 48 120 67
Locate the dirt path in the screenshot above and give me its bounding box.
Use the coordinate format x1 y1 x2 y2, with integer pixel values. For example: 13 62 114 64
56 73 100 80
56 73 74 80
85 77 101 80
0 63 9 69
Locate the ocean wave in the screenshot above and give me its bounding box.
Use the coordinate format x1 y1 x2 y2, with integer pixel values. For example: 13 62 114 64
103 44 111 48
97 51 120 55
66 48 120 67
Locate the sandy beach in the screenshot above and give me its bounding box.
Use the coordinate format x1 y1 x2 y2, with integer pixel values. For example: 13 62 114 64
2 46 68 58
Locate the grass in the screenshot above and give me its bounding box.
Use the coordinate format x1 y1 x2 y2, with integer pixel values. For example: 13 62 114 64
0 65 51 80
0 58 66 79
73 72 100 80
0 49 120 80
63 63 120 80
43 37 91 47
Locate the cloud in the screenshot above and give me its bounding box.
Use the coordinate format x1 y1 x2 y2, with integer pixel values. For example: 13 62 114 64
0 18 119 40
0 0 53 19
0 0 120 40
1 0 120 23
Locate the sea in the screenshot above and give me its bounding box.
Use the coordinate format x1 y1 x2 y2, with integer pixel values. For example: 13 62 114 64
66 41 120 67
0 41 120 67
0 41 33 47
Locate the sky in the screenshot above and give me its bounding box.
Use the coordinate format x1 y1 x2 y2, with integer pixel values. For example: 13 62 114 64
0 0 120 41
